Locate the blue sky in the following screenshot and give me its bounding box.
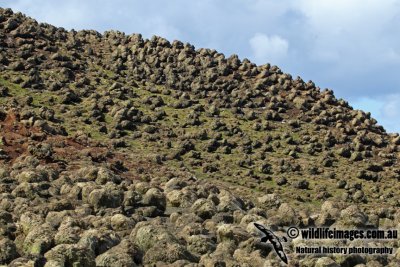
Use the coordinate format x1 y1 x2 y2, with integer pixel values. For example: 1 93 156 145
3 0 400 133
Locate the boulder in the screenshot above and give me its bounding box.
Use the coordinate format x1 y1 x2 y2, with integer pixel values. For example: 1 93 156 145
95 239 141 267
44 244 96 267
191 199 217 219
0 238 18 264
22 223 55 255
87 185 123 210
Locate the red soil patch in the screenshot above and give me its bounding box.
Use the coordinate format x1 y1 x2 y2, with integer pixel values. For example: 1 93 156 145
0 111 159 180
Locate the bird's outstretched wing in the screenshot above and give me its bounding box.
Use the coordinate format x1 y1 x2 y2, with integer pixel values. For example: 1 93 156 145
254 223 288 264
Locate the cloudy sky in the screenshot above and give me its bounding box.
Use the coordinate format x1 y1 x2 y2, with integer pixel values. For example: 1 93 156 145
3 0 400 132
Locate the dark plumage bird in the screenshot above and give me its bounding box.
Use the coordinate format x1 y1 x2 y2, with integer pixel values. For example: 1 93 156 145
254 223 288 264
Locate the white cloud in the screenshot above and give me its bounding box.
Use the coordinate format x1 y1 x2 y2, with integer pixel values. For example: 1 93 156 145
294 0 400 65
249 33 289 65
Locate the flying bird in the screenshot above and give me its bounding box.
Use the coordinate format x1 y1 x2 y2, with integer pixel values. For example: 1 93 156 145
254 223 288 264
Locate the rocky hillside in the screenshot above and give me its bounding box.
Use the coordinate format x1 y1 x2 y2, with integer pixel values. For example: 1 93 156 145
0 7 399 267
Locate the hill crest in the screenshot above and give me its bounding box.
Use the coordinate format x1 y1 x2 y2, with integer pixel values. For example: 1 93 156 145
0 7 399 266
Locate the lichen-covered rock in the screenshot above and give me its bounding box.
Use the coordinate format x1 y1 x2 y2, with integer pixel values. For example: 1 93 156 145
45 210 71 228
274 202 300 226
130 223 178 252
217 189 244 212
95 239 141 267
142 240 196 264
44 244 96 267
87 184 123 210
54 225 81 245
0 237 19 264
191 198 217 219
78 229 121 256
217 224 250 245
18 212 44 235
95 167 122 185
257 193 281 208
336 205 368 227
315 257 340 267
16 170 48 183
110 214 136 232
166 189 198 208
22 223 54 255
186 235 216 256
142 187 166 212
